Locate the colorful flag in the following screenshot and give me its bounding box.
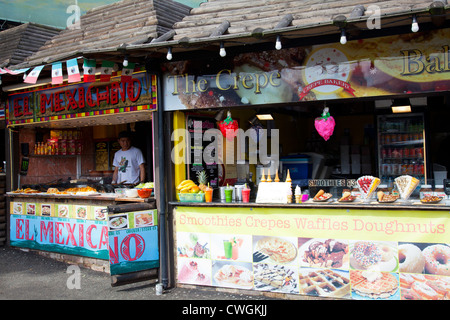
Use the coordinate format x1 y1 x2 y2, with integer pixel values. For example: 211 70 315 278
51 62 63 85
121 62 135 82
66 58 81 83
24 65 45 84
83 59 96 82
1 67 29 75
100 60 115 82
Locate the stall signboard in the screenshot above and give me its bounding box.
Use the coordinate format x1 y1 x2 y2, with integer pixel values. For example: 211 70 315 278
10 201 109 259
108 210 159 275
175 206 450 300
163 28 450 111
6 72 157 126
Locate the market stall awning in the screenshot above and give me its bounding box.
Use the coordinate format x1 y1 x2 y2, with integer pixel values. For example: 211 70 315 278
81 0 450 62
0 23 60 68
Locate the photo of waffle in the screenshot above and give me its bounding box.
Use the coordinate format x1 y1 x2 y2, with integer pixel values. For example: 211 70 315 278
298 268 351 298
253 263 299 294
400 273 450 300
299 238 349 269
350 240 398 272
350 270 400 300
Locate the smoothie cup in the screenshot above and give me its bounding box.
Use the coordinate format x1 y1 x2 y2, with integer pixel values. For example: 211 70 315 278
223 240 232 259
205 183 213 202
224 185 233 203
242 184 250 203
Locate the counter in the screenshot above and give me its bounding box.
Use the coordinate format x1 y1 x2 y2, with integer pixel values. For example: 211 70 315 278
169 200 450 300
7 192 155 260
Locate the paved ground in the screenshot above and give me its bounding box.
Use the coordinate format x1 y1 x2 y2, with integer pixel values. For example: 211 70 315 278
0 246 275 301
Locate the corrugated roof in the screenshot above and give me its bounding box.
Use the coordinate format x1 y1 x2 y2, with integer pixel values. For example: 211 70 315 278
0 23 60 68
172 0 441 39
17 0 192 67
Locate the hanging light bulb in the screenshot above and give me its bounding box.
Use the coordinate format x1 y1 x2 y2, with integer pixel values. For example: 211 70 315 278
219 42 226 57
275 35 282 50
123 55 129 67
411 15 419 32
340 29 347 45
166 47 173 61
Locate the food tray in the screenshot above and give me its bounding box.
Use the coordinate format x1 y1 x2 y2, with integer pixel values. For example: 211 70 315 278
178 193 205 202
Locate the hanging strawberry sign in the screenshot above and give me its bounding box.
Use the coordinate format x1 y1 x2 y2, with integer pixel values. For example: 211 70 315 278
314 107 335 141
218 111 239 141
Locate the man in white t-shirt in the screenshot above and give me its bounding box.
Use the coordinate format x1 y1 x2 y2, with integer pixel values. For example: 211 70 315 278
112 131 145 184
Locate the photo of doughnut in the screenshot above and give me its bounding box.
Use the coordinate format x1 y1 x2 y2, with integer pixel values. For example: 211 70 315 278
398 242 450 276
349 240 398 272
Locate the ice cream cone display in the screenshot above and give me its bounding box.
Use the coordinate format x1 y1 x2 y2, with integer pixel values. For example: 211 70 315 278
285 170 292 183
394 175 420 200
266 169 272 182
356 175 381 200
295 185 302 203
274 170 280 182
260 169 266 183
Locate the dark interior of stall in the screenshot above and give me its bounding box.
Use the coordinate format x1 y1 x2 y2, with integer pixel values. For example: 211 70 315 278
17 120 153 191
182 93 449 199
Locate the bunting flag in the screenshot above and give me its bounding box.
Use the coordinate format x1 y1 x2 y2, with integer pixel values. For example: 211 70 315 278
0 67 29 75
83 59 96 82
51 62 63 85
66 58 81 83
100 60 115 82
24 65 45 84
121 62 135 82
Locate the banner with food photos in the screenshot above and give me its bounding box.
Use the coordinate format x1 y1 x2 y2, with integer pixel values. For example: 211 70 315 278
163 28 450 111
174 206 450 300
108 210 159 275
10 200 109 259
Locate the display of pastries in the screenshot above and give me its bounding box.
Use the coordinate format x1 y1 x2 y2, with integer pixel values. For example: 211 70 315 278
394 175 419 200
357 176 381 199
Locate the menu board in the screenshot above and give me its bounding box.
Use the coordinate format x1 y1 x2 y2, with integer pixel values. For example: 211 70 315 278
108 210 159 275
186 115 219 188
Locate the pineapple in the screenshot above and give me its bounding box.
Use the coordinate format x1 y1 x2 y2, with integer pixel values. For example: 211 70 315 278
197 170 208 191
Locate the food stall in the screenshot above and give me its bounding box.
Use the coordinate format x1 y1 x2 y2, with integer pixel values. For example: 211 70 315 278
5 69 160 280
165 28 450 300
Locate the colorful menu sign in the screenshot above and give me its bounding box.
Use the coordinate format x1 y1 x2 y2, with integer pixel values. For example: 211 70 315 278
163 28 450 111
6 72 157 126
175 206 450 300
10 201 109 259
108 210 159 275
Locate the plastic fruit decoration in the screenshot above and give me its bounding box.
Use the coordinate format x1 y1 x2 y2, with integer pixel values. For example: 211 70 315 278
218 111 239 141
314 107 335 141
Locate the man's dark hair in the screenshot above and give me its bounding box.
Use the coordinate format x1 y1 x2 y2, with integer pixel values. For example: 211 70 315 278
118 131 132 139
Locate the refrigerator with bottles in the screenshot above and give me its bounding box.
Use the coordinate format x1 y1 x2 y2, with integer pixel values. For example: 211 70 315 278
377 113 427 185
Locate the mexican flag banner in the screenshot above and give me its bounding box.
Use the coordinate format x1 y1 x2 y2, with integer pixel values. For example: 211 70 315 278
100 60 115 82
83 59 96 82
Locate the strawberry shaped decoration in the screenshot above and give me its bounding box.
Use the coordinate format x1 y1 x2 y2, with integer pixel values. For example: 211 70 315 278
314 107 335 141
218 111 239 141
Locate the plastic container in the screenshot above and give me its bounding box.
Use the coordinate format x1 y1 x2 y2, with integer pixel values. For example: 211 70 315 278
114 188 127 196
281 155 311 180
137 188 152 198
178 193 205 202
125 188 138 198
